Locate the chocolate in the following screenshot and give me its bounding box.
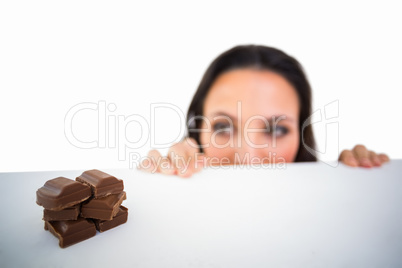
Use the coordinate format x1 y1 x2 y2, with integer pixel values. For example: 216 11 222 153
76 169 124 198
93 206 128 232
36 177 91 211
43 205 80 221
81 191 126 220
37 170 128 248
44 218 96 248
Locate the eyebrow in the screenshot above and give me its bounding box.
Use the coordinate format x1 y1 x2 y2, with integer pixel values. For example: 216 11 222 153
210 112 296 123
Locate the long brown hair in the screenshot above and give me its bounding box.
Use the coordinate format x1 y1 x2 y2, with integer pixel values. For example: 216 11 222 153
186 45 317 162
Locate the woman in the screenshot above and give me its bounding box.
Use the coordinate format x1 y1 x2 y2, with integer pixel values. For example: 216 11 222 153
141 45 389 177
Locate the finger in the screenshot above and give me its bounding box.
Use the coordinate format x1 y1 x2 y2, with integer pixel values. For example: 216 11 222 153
352 144 372 168
138 158 156 173
194 153 206 172
178 142 204 178
180 138 202 177
175 138 204 177
339 150 358 167
138 149 161 173
168 143 192 177
147 149 176 175
158 157 176 175
378 153 390 163
369 151 382 167
184 137 208 172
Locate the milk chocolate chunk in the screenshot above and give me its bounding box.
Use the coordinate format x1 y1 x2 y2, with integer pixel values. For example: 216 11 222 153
36 177 91 211
76 169 124 198
81 191 126 220
44 218 96 248
94 206 128 232
43 205 80 221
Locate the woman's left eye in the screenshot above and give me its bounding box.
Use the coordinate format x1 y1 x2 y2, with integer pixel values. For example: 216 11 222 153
266 125 289 137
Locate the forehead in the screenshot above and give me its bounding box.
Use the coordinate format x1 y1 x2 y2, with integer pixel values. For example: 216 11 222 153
204 69 300 120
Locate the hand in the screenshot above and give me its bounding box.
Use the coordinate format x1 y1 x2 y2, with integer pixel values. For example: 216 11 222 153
138 137 205 177
339 145 390 168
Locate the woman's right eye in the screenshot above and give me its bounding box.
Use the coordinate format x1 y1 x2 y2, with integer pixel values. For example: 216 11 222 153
213 122 232 134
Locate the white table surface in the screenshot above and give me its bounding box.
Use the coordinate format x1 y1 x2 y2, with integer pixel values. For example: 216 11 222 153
1 161 401 268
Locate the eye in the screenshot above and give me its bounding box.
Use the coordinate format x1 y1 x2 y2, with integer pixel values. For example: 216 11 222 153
269 125 289 138
213 122 233 134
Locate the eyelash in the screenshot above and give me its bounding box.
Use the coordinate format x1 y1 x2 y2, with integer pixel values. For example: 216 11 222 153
213 122 232 133
212 123 289 137
270 125 289 137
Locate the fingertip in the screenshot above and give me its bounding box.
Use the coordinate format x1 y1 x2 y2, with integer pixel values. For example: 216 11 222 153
372 156 382 167
184 165 195 176
379 154 390 163
138 159 150 170
343 156 358 167
160 167 176 175
177 161 197 178
139 162 157 173
359 158 373 168
159 158 176 175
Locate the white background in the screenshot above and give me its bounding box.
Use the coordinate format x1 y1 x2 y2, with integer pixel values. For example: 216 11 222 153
1 0 401 172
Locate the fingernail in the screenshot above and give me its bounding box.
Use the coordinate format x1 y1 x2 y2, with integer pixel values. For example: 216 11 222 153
373 157 381 167
347 157 358 167
360 158 372 168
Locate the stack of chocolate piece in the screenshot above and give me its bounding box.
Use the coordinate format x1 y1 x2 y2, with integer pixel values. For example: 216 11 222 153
36 169 128 248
